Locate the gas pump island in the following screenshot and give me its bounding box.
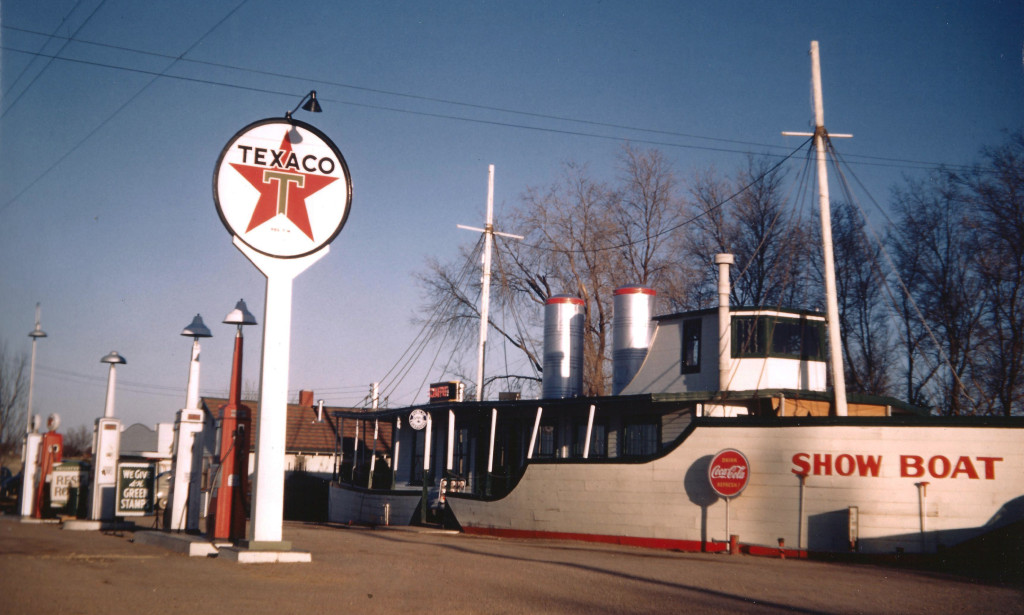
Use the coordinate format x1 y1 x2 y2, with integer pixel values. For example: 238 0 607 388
212 94 351 561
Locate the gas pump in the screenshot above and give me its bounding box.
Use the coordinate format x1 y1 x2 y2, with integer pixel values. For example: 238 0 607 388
208 402 251 541
32 414 63 518
207 299 256 542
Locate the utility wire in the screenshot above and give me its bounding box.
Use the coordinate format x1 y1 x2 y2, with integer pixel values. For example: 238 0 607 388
0 2 250 216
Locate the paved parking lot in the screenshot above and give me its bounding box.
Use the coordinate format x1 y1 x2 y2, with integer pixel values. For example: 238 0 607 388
1 515 1022 614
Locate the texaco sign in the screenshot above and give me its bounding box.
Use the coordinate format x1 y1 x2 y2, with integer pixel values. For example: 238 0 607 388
214 118 352 258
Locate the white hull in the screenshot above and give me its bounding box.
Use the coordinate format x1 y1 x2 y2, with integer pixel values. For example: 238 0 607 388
330 419 1024 556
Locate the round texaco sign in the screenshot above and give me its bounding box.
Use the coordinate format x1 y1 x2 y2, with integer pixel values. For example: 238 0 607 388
214 118 352 258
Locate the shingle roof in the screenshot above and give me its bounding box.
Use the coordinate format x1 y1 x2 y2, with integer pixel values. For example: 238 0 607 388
202 397 392 455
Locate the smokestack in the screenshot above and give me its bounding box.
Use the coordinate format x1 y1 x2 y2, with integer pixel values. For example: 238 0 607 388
299 390 314 407
715 254 734 392
612 286 656 395
542 296 584 399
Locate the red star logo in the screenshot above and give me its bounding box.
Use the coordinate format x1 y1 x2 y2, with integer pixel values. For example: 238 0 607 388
230 132 338 241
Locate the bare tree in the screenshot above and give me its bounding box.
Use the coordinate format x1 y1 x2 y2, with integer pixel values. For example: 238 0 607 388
62 424 93 458
826 201 895 395
961 131 1024 416
890 173 986 414
0 340 29 458
415 147 693 396
684 156 811 309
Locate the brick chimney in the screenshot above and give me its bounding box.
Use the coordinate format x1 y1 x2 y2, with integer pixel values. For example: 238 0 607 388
299 390 314 406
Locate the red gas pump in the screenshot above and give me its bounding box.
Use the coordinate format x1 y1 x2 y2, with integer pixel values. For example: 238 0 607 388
207 318 253 542
33 414 63 519
208 402 251 541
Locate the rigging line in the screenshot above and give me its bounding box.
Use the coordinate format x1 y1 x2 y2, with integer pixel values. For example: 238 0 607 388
1 0 88 99
0 0 106 118
728 155 796 304
378 238 483 400
826 139 983 412
0 1 251 217
492 235 543 376
521 138 815 260
376 235 482 391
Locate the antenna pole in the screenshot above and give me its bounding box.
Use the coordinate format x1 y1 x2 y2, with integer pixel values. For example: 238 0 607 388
810 41 848 417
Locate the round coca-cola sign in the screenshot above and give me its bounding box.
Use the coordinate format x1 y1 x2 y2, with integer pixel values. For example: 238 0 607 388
708 449 750 498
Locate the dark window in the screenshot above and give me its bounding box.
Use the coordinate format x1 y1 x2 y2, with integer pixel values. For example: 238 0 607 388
623 421 658 456
409 430 425 483
732 315 825 361
574 423 607 458
537 424 556 458
732 316 765 357
681 318 702 374
453 428 470 476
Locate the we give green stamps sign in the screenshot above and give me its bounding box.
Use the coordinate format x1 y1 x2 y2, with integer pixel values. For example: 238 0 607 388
115 462 154 516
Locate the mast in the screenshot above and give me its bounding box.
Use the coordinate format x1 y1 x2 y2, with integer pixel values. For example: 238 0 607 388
810 41 848 417
458 166 523 402
784 41 851 416
476 165 495 402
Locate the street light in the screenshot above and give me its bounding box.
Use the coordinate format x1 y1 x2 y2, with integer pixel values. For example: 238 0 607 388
26 304 46 434
100 351 127 418
92 351 126 520
166 315 213 532
180 314 212 410
20 304 47 517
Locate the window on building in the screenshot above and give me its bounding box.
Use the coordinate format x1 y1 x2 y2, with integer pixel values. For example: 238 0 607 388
574 423 607 458
409 430 424 483
681 318 702 374
623 420 658 457
536 424 556 458
732 315 824 361
453 427 470 476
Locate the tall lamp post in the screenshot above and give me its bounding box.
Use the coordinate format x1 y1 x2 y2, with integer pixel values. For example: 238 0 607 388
19 304 47 517
210 299 257 541
166 315 212 532
90 351 126 520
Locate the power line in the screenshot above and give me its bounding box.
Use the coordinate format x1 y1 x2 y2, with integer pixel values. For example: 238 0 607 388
1 26 982 175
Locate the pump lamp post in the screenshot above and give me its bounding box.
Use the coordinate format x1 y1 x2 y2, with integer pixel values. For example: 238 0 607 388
20 304 47 518
167 314 212 531
91 351 126 520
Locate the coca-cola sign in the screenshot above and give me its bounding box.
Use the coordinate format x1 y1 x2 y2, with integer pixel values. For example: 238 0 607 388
708 449 750 498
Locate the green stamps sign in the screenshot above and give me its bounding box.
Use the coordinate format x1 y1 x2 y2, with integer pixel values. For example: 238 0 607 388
115 462 154 516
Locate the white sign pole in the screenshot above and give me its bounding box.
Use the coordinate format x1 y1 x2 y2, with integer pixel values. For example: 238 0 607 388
235 237 327 549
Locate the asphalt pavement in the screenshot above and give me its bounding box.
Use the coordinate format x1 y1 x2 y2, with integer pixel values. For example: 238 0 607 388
1 515 1022 614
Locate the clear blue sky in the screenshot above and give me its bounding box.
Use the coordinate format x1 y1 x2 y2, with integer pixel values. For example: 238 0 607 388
1 1 1021 432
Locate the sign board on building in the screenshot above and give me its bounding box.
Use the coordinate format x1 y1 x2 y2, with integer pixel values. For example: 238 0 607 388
115 462 155 516
409 409 428 431
50 461 88 508
428 381 464 404
708 449 750 498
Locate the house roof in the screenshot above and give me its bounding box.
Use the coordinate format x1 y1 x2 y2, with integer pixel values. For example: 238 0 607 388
201 396 392 455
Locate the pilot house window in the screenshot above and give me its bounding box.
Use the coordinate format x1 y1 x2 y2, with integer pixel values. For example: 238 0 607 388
681 318 701 374
731 315 824 361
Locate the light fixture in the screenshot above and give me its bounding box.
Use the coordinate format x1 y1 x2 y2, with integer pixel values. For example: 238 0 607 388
224 299 257 327
100 351 126 419
285 90 322 120
181 314 212 338
181 314 211 411
100 350 127 366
